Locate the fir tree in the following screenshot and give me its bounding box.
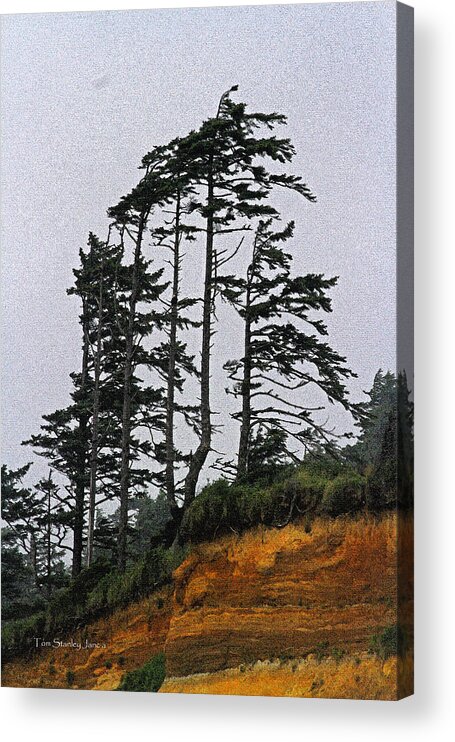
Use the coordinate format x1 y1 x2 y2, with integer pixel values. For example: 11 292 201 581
107 146 172 569
68 231 125 566
221 219 358 480
1 465 67 597
346 370 414 510
173 87 316 505
143 139 201 539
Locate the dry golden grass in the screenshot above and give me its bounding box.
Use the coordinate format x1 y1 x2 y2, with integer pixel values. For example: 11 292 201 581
161 651 414 701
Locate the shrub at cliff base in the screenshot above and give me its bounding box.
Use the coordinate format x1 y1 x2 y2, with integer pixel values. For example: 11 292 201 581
117 652 166 692
1 612 47 663
369 625 405 660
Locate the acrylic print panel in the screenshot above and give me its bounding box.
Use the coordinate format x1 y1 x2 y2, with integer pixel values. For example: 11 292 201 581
0 2 413 699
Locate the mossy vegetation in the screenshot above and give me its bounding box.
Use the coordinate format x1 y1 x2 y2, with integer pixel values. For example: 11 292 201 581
182 463 372 543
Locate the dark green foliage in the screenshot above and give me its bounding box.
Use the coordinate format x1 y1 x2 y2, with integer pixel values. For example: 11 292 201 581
1 547 183 663
1 533 45 620
131 493 173 558
182 467 330 543
272 468 327 513
1 465 69 600
243 428 293 484
300 450 348 480
345 370 398 468
365 409 398 512
320 473 366 516
221 216 361 481
344 370 413 511
181 480 239 542
182 463 374 543
22 279 96 577
1 464 34 547
85 548 176 615
173 87 317 509
92 509 119 564
369 625 404 660
117 652 165 692
46 560 113 631
181 478 281 542
66 670 75 686
1 612 46 663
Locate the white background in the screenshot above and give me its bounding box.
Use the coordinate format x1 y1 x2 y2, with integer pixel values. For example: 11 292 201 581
1 0 454 740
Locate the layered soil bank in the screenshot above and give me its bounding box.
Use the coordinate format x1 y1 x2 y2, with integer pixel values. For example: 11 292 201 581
165 515 406 677
2 514 413 698
1 586 172 691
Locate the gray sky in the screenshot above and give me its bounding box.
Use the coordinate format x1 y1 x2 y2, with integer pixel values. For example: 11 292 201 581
1 2 397 484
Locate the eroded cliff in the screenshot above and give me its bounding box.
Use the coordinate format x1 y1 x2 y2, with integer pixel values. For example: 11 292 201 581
2 513 413 699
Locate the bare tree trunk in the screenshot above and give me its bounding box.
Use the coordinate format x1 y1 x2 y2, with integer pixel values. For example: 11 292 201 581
72 300 90 577
118 217 146 571
165 190 180 518
46 472 52 599
72 461 86 576
86 258 104 567
237 286 252 480
29 532 40 590
183 164 214 507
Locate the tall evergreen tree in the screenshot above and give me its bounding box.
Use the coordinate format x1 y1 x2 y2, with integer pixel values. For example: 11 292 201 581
144 139 201 538
343 369 397 469
345 369 414 510
23 242 99 576
1 464 67 597
221 219 357 480
107 146 173 569
33 472 67 598
23 402 90 576
173 86 316 505
67 231 126 566
1 464 39 583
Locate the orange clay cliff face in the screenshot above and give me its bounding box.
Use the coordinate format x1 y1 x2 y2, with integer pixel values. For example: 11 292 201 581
1 513 413 699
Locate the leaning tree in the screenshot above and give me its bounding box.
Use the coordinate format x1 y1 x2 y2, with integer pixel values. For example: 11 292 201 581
169 86 317 509
221 218 360 481
108 87 317 547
